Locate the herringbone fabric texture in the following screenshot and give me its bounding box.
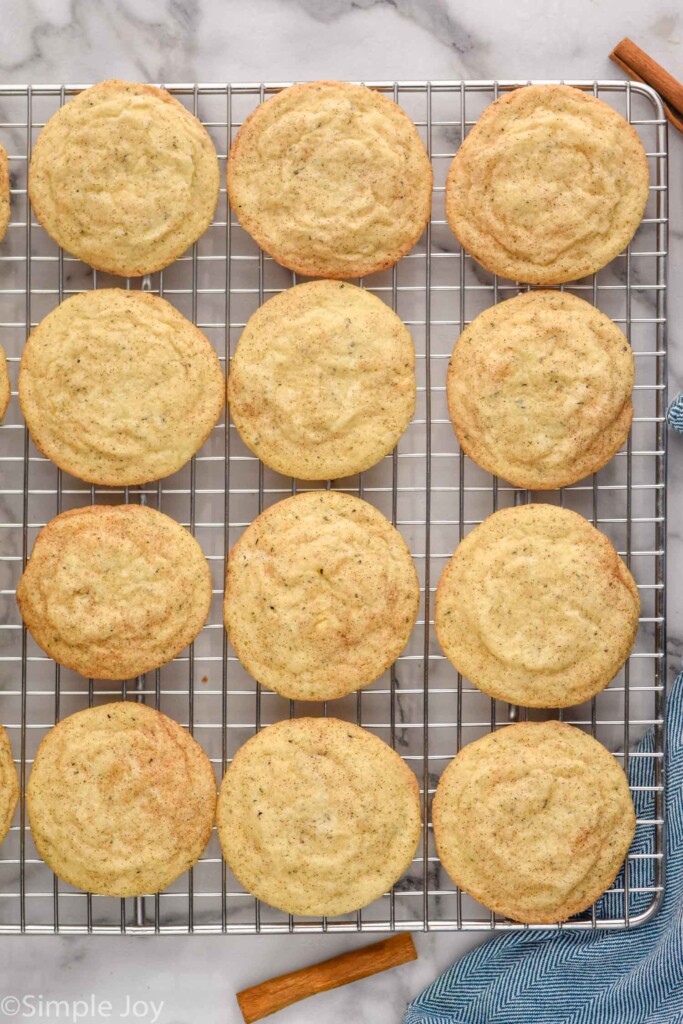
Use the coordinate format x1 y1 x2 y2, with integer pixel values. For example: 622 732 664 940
667 395 683 436
405 674 682 1024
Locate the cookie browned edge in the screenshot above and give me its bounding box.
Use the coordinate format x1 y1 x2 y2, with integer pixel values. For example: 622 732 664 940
432 720 636 923
449 400 633 490
227 80 433 280
28 80 220 278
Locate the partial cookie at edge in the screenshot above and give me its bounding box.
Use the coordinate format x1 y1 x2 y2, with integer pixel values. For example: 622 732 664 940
0 145 9 242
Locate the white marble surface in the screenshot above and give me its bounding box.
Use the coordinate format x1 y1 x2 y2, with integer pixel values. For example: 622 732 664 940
0 1 682 1022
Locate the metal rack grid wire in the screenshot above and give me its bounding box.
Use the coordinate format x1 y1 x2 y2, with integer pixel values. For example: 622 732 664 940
0 79 668 934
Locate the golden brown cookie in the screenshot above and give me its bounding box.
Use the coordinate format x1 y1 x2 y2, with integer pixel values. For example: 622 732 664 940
17 505 212 680
0 724 18 846
217 717 421 917
446 290 634 489
446 85 649 284
228 281 416 479
27 703 216 896
29 80 219 276
227 81 433 278
435 504 640 708
0 144 9 241
224 491 419 700
432 721 636 923
20 289 225 486
0 344 9 422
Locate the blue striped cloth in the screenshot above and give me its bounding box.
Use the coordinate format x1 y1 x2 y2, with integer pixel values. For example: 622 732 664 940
405 673 683 1024
668 395 683 435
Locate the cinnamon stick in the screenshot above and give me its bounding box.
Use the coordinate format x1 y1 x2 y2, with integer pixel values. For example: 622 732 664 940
610 37 683 132
236 933 418 1023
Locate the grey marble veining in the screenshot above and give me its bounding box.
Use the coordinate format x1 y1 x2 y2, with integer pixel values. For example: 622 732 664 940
0 1 681 1022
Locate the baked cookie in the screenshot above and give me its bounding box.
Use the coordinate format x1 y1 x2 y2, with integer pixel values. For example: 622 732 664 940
227 81 433 278
17 505 212 680
445 85 649 284
217 717 421 917
228 281 416 479
0 724 18 845
0 144 9 241
27 703 216 896
224 491 419 700
432 721 636 923
20 289 225 486
435 504 639 708
447 290 634 489
29 80 219 276
0 344 9 422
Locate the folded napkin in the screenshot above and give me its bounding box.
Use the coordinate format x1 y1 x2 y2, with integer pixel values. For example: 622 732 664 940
405 673 682 1024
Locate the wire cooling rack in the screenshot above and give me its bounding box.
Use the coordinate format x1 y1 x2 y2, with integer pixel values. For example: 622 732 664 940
0 80 668 934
